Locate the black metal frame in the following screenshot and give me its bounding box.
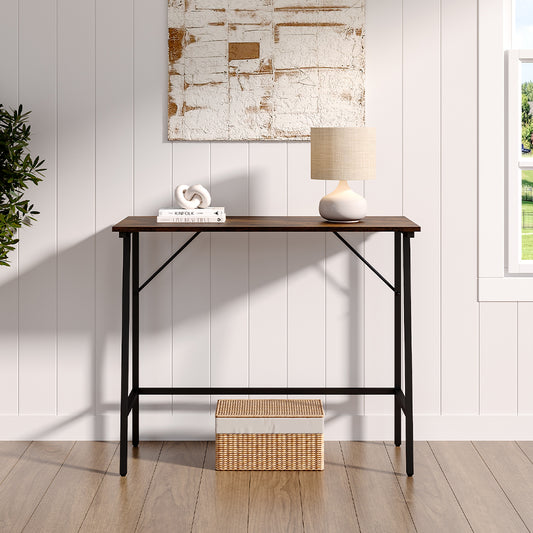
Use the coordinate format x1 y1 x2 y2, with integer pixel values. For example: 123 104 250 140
118 229 415 477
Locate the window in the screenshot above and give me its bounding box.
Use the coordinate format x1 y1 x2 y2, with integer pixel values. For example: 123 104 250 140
477 0 533 300
507 0 533 273
508 51 533 273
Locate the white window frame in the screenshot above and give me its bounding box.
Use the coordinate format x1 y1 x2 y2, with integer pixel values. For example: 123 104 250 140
507 50 533 274
478 0 533 301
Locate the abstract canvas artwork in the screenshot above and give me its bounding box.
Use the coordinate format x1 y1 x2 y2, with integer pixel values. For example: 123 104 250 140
168 1 365 141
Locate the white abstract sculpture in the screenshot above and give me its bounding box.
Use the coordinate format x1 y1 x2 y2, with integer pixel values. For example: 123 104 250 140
175 184 212 209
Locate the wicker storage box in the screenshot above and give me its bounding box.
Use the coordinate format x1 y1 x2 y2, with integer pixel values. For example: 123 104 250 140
215 399 324 471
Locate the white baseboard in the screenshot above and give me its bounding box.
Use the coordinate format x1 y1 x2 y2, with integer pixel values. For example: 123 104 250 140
1 413 533 440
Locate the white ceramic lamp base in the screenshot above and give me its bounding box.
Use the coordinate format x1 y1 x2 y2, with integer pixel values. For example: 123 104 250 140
318 180 367 222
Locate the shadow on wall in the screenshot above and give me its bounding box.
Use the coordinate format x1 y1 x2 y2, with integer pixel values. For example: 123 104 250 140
0 208 385 440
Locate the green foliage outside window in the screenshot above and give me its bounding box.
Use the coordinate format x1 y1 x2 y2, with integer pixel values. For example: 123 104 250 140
522 93 531 129
0 104 45 267
523 81 533 102
523 82 533 151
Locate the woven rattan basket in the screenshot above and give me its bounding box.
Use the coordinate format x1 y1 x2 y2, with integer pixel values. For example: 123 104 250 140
215 399 324 471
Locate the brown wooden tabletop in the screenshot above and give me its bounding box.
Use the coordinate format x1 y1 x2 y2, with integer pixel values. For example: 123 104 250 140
112 216 421 233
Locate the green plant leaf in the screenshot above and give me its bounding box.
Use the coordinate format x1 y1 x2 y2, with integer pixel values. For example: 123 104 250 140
0 104 44 267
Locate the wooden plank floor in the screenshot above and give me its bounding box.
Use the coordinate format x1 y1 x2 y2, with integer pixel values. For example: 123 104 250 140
0 441 531 532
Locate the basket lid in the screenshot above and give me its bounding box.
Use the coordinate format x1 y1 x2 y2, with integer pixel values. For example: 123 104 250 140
215 399 324 418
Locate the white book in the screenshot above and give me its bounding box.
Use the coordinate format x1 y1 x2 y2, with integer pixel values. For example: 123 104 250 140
157 214 226 223
158 207 225 216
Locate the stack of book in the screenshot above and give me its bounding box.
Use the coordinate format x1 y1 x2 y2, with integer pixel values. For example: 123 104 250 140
157 207 226 223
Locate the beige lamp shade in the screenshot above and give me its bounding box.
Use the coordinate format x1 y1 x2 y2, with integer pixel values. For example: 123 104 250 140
311 127 376 181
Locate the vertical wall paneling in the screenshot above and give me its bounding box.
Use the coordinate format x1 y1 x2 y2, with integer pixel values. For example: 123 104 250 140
210 143 249 408
249 143 288 216
172 142 211 434
249 143 288 398
480 303 518 414
287 143 324 217
134 0 173 412
0 0 20 414
287 232 325 389
94 0 134 419
441 0 480 414
18 0 58 414
248 234 287 392
402 0 441 414
518 303 533 414
0 0 18 106
324 232 365 437
478 0 505 278
363 0 403 416
56 0 95 416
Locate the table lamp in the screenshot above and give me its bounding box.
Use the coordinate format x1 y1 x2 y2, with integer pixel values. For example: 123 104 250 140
311 127 376 222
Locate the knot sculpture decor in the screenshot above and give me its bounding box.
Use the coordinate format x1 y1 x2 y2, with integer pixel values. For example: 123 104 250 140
175 184 212 209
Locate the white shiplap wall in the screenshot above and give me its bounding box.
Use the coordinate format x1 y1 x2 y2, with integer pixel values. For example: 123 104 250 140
0 0 531 440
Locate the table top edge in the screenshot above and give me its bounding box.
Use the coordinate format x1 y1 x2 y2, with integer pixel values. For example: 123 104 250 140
112 215 421 233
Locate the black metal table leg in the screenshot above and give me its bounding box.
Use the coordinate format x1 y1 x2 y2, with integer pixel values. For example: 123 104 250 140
132 233 139 447
403 232 414 476
394 232 402 447
120 232 131 477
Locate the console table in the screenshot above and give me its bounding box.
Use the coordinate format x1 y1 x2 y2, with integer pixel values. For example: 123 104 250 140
112 216 420 477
